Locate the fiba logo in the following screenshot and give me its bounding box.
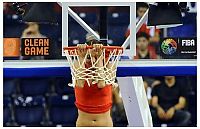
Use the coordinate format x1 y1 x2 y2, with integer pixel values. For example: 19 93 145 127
161 39 177 55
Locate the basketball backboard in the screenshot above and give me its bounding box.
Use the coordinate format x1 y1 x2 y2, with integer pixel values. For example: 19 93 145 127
59 2 136 57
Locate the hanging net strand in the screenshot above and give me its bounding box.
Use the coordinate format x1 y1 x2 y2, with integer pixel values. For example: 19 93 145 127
64 45 123 87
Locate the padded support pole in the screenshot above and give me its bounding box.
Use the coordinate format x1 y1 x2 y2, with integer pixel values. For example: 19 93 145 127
117 76 153 127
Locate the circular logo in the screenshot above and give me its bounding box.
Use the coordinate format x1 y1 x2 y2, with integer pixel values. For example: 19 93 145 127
161 38 177 55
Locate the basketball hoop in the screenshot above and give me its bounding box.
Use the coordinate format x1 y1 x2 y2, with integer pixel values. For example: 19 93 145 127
63 45 123 87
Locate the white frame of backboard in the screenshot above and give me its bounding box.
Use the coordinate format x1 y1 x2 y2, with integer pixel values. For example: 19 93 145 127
58 2 141 57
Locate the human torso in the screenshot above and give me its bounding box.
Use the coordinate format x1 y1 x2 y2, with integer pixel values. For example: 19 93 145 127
76 109 113 127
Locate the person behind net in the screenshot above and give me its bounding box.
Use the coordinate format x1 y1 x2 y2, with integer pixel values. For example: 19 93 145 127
74 39 116 127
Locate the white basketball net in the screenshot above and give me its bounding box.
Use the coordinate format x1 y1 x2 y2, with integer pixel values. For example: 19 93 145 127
64 46 123 87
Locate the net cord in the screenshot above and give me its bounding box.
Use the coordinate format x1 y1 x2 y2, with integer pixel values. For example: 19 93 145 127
64 47 122 87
